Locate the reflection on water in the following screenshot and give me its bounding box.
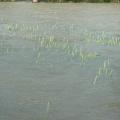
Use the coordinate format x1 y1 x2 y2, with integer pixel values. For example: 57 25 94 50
0 2 120 120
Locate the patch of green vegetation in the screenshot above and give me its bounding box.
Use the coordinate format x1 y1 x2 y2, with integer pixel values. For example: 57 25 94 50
84 31 120 47
6 22 114 85
93 58 113 85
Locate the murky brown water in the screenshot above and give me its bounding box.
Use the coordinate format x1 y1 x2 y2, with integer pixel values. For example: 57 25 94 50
0 2 120 120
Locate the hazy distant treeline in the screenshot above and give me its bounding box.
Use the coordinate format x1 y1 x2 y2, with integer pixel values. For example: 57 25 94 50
46 0 119 2
0 0 119 2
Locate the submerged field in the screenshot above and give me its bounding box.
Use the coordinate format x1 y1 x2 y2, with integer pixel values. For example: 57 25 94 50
0 2 120 120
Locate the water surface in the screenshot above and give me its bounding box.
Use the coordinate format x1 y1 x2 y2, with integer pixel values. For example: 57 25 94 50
0 2 120 120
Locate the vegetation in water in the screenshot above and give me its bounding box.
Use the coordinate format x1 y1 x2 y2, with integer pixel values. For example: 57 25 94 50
1 21 116 85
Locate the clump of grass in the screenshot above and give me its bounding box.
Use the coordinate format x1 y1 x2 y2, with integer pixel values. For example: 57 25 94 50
35 35 98 65
7 23 120 47
93 58 113 85
7 23 40 33
84 31 120 47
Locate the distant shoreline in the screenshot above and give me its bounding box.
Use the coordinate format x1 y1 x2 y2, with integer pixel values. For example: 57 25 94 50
0 0 119 3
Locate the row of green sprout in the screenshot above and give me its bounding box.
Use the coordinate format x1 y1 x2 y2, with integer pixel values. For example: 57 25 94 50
34 35 114 85
7 23 120 47
84 32 120 46
0 40 12 55
35 36 113 86
5 22 115 85
35 36 98 65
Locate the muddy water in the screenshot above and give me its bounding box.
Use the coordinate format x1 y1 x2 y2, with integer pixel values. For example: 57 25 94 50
0 2 120 120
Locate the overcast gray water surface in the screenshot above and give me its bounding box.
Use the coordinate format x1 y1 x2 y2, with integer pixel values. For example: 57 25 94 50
0 2 120 120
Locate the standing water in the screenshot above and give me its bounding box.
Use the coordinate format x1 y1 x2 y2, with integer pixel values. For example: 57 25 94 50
0 2 120 120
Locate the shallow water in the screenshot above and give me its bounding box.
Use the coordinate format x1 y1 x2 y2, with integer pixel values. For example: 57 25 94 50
0 2 120 120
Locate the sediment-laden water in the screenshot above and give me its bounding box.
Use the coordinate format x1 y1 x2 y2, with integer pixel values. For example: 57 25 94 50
0 2 120 120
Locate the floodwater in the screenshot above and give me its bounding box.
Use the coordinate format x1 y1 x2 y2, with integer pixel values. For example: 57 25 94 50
0 2 120 120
